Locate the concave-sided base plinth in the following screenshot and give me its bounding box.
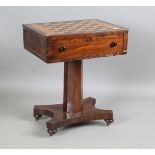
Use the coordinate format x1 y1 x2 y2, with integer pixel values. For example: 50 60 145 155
34 97 113 136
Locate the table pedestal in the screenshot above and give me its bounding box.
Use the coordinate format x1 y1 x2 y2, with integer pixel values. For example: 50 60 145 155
34 60 113 136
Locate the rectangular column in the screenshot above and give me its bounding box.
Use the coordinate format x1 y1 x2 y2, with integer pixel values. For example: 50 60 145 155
63 60 83 114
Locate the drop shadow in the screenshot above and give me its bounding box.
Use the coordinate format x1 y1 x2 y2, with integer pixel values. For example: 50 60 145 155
57 121 107 136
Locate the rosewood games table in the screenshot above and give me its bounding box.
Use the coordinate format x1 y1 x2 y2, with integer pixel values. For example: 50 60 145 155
23 19 128 136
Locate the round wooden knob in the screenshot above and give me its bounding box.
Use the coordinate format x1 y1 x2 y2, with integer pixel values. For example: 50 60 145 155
111 41 117 47
58 47 66 52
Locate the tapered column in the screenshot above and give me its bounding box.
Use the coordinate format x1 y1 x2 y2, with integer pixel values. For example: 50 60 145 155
63 60 83 114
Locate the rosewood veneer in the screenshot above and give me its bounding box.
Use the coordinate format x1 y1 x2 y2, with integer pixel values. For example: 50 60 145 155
23 19 128 136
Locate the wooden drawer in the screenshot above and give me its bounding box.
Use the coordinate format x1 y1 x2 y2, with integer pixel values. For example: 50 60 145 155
47 33 126 62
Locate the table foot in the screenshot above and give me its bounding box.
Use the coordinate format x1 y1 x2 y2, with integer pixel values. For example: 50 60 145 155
33 97 114 136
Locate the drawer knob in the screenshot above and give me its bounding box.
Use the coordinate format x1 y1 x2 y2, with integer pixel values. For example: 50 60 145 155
111 41 117 47
58 47 66 52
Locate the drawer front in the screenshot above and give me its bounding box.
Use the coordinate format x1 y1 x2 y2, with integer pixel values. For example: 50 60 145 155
47 33 125 62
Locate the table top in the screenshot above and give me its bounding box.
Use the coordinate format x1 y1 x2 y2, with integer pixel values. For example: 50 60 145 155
23 19 128 63
23 19 128 37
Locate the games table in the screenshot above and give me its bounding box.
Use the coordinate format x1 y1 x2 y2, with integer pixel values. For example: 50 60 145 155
23 19 128 136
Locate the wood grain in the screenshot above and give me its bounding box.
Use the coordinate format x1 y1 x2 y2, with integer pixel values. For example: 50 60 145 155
23 27 47 61
47 34 124 62
63 60 83 114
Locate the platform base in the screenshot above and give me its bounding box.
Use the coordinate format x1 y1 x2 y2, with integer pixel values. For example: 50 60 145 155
34 97 114 136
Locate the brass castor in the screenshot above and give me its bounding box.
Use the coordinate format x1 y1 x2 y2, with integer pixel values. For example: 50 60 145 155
47 128 57 136
105 119 114 126
34 114 42 121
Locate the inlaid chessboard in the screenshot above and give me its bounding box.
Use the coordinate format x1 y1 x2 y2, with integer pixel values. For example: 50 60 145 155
28 19 127 36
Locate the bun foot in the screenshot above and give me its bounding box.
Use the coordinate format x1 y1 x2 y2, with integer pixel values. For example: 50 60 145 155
47 128 57 136
105 119 114 126
34 114 42 121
